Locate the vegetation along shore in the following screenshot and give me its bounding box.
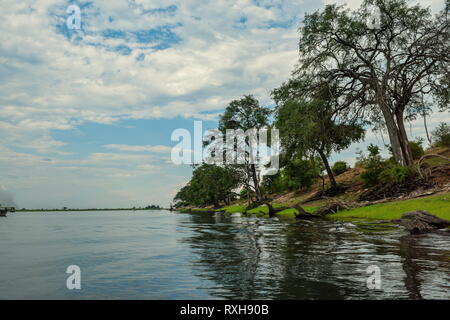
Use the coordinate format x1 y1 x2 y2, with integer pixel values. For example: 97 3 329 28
173 0 450 233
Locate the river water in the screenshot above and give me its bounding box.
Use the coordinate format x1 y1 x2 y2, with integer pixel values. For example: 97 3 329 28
0 210 449 299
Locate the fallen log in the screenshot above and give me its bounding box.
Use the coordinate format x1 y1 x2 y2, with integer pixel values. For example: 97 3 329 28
417 154 450 180
314 200 354 215
393 211 450 235
304 185 348 203
260 202 321 219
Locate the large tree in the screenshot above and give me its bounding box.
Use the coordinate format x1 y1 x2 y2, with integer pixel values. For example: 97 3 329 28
273 80 365 188
295 0 449 166
218 95 272 203
174 163 241 207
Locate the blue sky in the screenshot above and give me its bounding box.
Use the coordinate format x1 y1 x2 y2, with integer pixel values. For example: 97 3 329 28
0 0 447 208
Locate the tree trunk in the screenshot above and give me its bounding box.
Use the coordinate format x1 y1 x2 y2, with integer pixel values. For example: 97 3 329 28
380 105 406 165
423 112 432 145
396 111 414 166
318 150 337 189
250 164 262 202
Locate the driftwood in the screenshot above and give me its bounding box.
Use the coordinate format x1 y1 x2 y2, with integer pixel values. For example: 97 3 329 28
358 178 434 202
417 154 450 180
261 199 355 219
259 202 321 219
393 211 450 235
303 185 348 203
291 204 322 219
314 200 355 215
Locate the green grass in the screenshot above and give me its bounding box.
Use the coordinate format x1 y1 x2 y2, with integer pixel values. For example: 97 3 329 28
181 192 450 222
331 192 450 220
221 204 247 214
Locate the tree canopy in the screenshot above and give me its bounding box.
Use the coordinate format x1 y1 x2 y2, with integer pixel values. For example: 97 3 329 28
295 0 449 166
273 80 365 188
174 163 241 207
218 95 272 202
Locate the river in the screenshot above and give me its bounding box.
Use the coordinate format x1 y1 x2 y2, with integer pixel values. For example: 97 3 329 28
0 210 449 299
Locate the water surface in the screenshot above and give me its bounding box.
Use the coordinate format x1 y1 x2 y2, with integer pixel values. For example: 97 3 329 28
0 210 449 299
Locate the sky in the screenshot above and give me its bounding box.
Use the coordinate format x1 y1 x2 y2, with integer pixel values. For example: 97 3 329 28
0 0 448 209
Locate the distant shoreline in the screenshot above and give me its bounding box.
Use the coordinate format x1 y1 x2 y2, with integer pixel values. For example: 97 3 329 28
16 208 167 212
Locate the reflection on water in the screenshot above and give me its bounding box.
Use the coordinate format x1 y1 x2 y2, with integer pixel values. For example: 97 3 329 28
0 210 449 299
181 213 450 299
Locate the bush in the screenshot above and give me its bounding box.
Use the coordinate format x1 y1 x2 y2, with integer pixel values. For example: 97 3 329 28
261 173 287 194
379 164 413 184
409 139 424 160
284 158 319 191
358 144 386 187
332 161 349 176
360 166 383 187
432 122 450 148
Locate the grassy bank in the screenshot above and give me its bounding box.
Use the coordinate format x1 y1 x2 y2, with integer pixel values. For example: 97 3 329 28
330 192 450 221
179 192 450 222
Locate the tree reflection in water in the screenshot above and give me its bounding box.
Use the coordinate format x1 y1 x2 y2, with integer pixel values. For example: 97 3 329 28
179 213 450 299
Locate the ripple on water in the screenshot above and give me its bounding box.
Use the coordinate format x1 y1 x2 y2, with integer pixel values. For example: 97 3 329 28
0 210 449 299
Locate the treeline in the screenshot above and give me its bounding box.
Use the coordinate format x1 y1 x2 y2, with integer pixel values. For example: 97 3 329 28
174 0 450 208
19 205 163 211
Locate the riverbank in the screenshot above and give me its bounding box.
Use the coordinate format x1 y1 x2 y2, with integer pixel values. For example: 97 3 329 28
17 207 166 212
176 147 450 224
177 191 450 222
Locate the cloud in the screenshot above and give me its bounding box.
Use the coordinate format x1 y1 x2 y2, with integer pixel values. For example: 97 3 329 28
104 144 172 153
0 0 447 208
0 0 304 157
0 185 16 207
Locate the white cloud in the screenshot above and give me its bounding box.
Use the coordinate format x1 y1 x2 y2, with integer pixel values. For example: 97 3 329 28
104 144 172 153
0 0 447 208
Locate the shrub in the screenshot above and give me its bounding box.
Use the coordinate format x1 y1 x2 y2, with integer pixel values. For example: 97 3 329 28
359 144 385 187
261 173 287 194
409 139 424 160
360 167 383 187
432 122 450 148
332 161 349 176
284 158 319 191
379 164 413 184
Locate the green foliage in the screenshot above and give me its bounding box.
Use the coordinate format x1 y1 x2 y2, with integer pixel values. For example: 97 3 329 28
261 173 286 194
217 95 271 202
284 158 320 191
295 0 449 165
332 161 349 176
262 157 321 193
432 122 450 147
174 163 241 207
331 192 450 221
273 80 365 187
378 164 413 184
358 144 386 187
218 95 271 132
408 139 424 160
359 144 417 186
274 81 365 159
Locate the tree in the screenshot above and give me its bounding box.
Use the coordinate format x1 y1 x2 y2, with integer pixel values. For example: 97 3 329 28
295 0 449 166
218 95 272 203
431 122 450 147
332 161 349 176
358 144 385 187
174 163 241 207
273 80 365 189
283 158 321 190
